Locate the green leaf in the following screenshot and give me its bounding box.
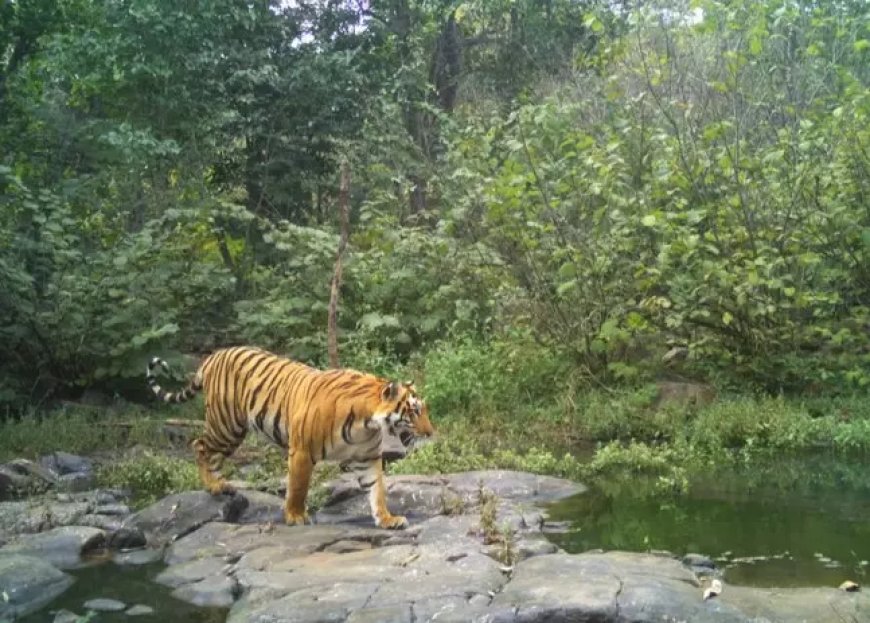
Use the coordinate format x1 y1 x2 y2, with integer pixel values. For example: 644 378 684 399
722 311 734 326
641 215 657 227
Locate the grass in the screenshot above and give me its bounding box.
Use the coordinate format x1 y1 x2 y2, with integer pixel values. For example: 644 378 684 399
97 450 200 508
3 345 870 509
0 401 203 462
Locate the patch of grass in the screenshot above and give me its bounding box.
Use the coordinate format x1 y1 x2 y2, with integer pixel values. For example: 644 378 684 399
439 487 465 516
0 405 175 462
97 450 200 508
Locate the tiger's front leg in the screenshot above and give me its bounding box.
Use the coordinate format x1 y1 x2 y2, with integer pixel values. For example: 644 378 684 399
284 449 313 525
360 457 407 530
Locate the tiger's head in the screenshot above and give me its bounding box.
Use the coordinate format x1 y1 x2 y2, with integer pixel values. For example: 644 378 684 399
374 380 435 450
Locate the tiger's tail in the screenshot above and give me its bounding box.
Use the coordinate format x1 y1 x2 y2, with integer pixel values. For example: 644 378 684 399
146 356 203 403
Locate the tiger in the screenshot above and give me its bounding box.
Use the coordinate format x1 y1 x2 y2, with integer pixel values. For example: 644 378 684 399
145 346 434 529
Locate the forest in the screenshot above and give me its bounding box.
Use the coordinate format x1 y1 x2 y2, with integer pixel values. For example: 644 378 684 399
1 0 869 471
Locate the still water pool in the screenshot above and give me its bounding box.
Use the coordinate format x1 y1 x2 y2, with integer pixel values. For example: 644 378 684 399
545 452 870 587
19 562 226 623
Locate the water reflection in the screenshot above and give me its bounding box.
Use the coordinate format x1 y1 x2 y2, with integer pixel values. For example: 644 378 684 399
545 452 870 587
19 562 226 623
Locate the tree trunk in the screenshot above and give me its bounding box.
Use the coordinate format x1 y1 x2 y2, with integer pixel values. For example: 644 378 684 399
327 160 351 368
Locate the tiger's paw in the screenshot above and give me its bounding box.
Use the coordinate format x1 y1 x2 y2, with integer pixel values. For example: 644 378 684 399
283 509 311 526
207 481 236 496
376 514 408 530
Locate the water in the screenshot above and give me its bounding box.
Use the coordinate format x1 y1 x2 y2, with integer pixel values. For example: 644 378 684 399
19 562 226 623
545 452 870 587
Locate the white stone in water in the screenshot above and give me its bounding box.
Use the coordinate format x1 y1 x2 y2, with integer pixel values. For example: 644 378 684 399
126 604 156 616
52 609 81 623
83 598 126 612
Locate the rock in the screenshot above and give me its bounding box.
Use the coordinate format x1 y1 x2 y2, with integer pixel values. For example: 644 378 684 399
122 490 249 546
236 490 285 525
155 556 228 588
0 459 59 497
0 525 106 569
316 470 585 524
107 526 147 550
0 489 129 537
515 535 559 561
83 597 127 612
40 452 94 476
76 513 125 532
126 604 156 616
683 552 721 578
165 521 381 565
57 472 95 492
722 585 870 622
683 552 716 568
113 547 165 566
0 555 73 620
323 539 373 554
489 552 746 622
227 541 506 623
172 575 239 608
228 581 382 623
53 609 83 623
94 503 130 516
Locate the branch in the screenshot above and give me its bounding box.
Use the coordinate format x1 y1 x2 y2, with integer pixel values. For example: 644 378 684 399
327 159 351 369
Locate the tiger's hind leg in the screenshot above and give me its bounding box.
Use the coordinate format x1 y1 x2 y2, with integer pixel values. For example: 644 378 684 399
191 438 235 495
192 417 245 496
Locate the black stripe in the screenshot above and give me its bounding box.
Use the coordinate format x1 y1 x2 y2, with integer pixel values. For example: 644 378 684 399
234 350 265 398
272 413 282 446
341 410 355 445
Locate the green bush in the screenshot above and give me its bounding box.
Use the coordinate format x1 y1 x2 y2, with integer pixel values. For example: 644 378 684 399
97 451 200 508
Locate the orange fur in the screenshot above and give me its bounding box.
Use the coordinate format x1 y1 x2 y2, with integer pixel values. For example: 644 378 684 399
147 346 434 528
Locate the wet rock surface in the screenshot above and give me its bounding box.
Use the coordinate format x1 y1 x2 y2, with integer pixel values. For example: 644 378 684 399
0 555 74 620
0 525 106 570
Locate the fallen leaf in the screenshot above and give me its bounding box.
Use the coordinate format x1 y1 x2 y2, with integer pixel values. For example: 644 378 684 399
703 579 723 600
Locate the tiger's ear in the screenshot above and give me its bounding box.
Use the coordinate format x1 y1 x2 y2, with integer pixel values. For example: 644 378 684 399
403 379 415 390
381 381 400 402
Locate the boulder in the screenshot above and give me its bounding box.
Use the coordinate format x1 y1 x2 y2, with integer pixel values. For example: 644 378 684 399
0 525 106 569
39 452 94 477
172 575 239 608
0 555 73 619
121 490 249 546
0 459 59 498
0 489 130 538
106 526 147 550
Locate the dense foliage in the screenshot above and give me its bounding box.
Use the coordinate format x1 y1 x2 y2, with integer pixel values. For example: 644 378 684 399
1 0 868 412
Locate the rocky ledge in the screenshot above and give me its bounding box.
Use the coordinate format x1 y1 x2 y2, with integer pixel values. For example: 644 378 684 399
1 468 868 622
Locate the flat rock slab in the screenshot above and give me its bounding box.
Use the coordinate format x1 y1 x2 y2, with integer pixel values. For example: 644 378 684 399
0 554 74 620
164 521 396 565
0 525 106 569
316 470 586 524
122 490 250 546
